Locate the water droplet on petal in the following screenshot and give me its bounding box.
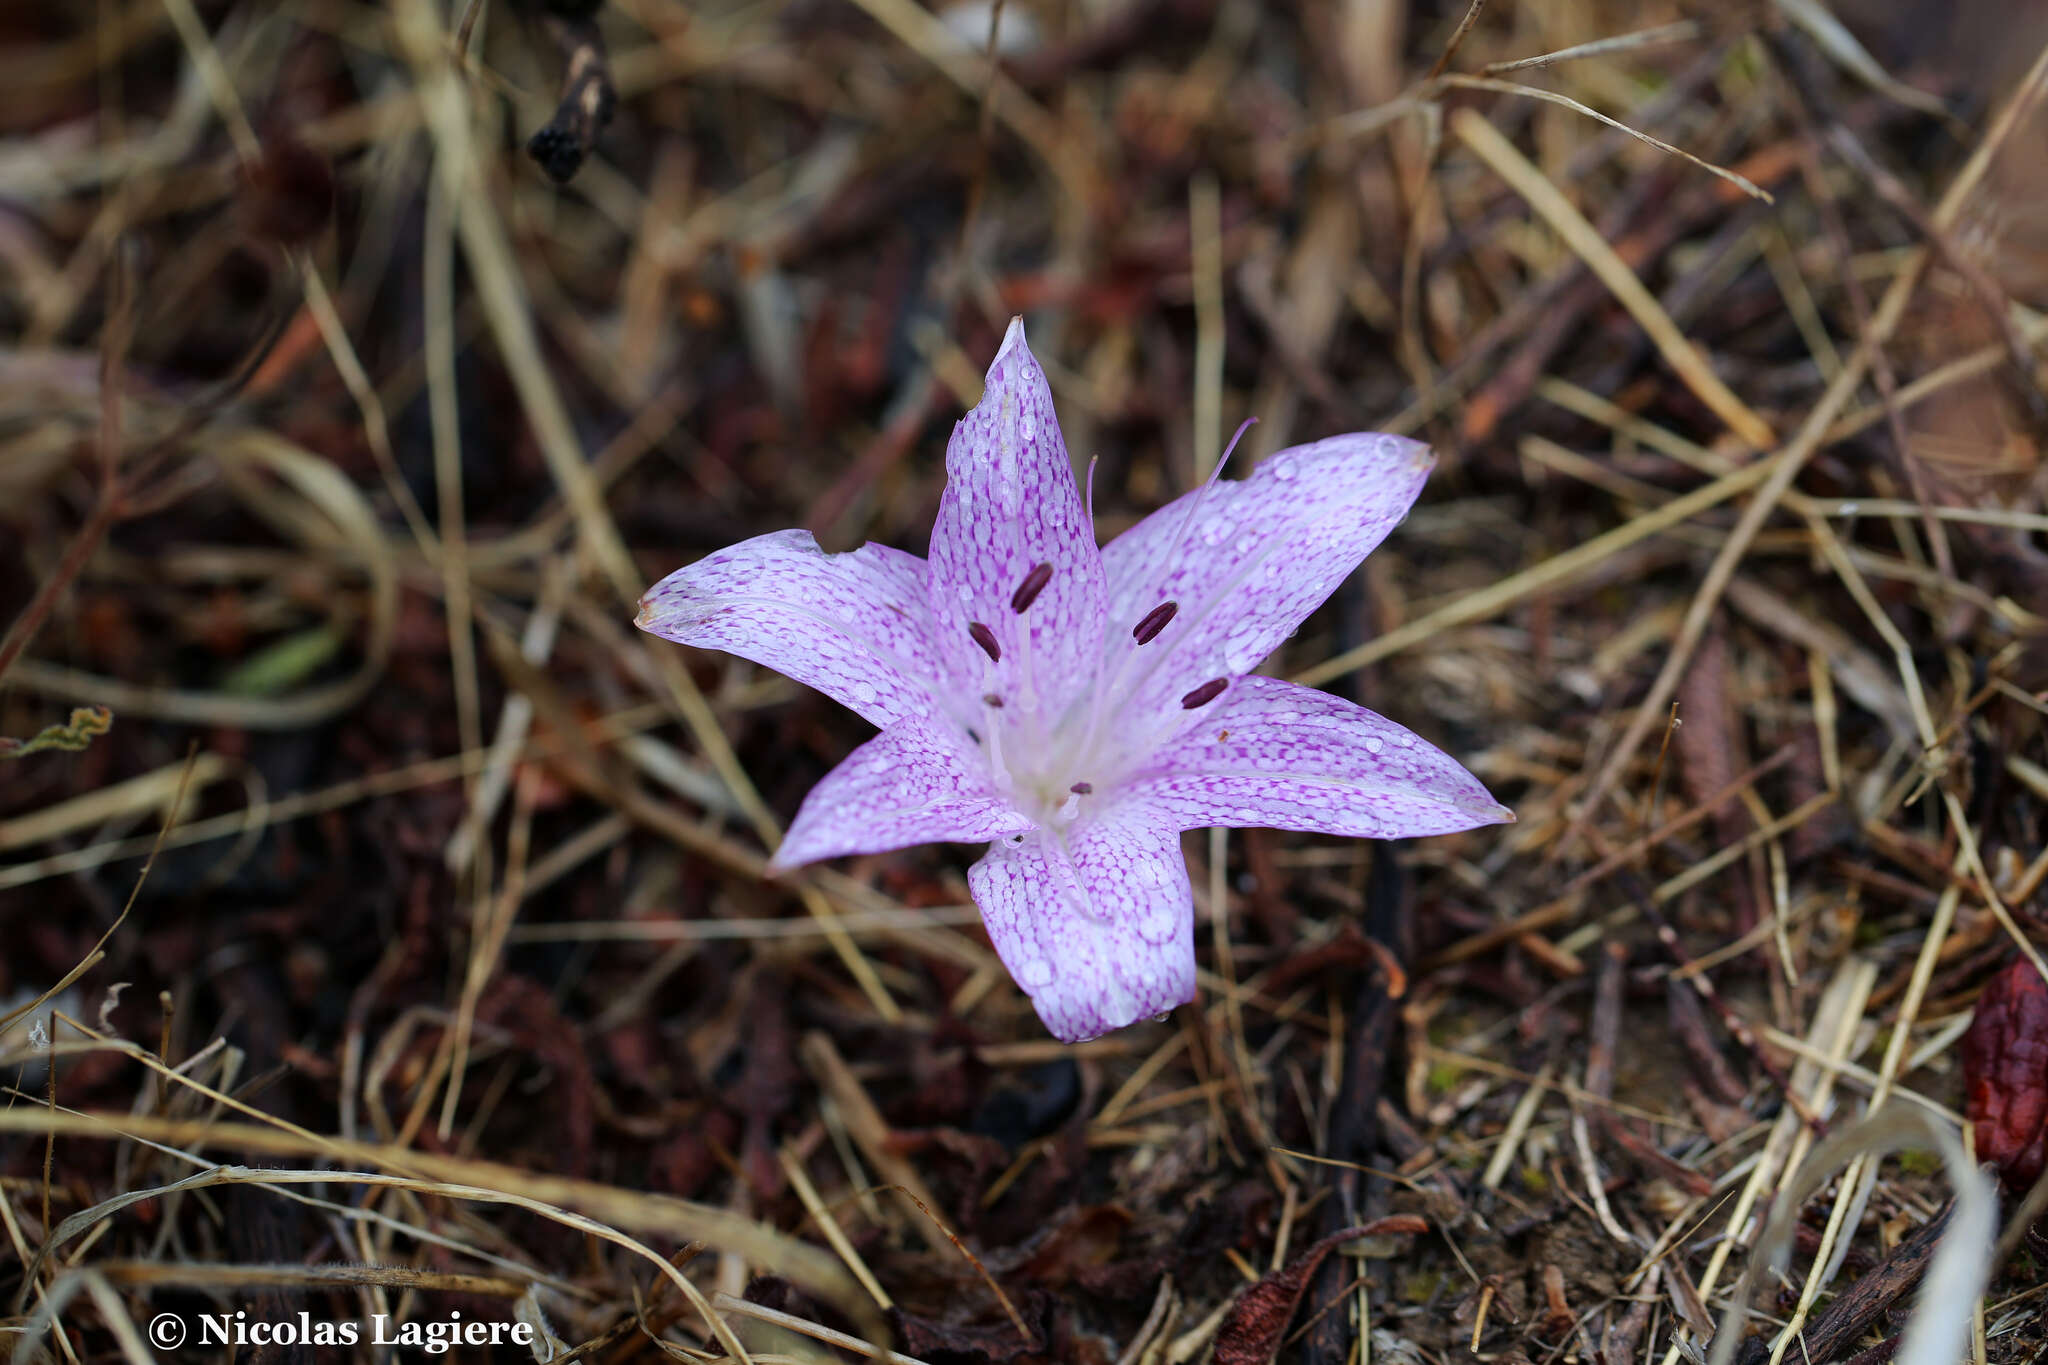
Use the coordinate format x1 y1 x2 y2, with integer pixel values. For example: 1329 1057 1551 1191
1221 625 1264 675
1151 1011 1172 1024
1271 460 1297 480
1018 958 1053 988
1365 737 1384 755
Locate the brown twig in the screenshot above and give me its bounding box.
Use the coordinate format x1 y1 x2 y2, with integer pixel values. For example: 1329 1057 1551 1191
0 245 135 690
1613 867 1826 1135
526 7 615 183
1726 1202 1953 1365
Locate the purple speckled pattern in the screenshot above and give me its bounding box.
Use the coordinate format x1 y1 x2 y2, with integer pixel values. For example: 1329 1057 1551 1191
1095 433 1434 728
969 807 1195 1042
1121 675 1513 838
775 714 1034 869
925 320 1108 735
635 319 1512 1043
637 530 948 729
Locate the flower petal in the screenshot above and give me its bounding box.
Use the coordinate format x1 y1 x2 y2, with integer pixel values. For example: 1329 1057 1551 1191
1096 432 1433 724
926 319 1108 732
638 529 951 729
774 714 1032 869
968 807 1194 1042
1120 675 1512 838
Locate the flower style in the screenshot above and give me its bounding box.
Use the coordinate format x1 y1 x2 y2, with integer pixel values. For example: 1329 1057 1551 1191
638 320 1511 1041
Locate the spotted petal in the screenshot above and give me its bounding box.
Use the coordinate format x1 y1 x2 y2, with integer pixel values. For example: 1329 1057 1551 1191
638 529 950 729
775 714 1032 869
968 807 1194 1042
1097 433 1433 724
1120 675 1512 838
926 319 1108 732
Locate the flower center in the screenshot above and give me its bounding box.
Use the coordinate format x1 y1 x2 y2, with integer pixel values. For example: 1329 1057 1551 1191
965 559 1230 828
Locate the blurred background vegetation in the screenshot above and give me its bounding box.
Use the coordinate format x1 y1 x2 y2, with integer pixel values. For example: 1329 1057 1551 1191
3 1 2048 1361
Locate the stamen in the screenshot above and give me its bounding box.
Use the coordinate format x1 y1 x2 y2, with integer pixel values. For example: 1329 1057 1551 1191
1055 418 1258 781
1132 601 1178 644
969 621 1002 662
1179 677 1228 710
1136 417 1258 611
983 693 1004 708
1069 782 1093 795
1218 414 1258 471
1010 562 1053 613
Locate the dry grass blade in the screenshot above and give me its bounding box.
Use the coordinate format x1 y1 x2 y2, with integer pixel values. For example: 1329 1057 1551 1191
1452 109 1775 447
1443 76 1772 203
1704 1108 1995 1365
710 1294 932 1364
0 1108 881 1351
1481 20 1701 74
7 6 2047 1364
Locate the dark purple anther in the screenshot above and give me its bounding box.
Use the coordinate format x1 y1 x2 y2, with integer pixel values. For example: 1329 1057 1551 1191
1179 677 1228 710
1070 782 1093 795
969 621 1002 662
1010 562 1053 613
983 693 1005 708
1132 601 1179 644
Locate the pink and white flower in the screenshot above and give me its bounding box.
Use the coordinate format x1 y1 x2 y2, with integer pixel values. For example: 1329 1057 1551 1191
639 320 1511 1041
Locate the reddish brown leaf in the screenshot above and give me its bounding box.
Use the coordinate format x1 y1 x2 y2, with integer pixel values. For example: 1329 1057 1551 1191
1962 957 2048 1191
1211 1216 1428 1365
1014 1204 1132 1285
888 1290 1052 1364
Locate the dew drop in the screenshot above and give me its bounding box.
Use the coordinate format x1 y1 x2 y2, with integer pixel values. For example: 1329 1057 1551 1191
1018 958 1054 988
1365 737 1384 755
1222 625 1264 674
1271 460 1297 480
1150 1011 1172 1024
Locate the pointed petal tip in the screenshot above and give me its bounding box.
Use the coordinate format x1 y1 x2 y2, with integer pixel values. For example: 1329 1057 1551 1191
987 316 1033 378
